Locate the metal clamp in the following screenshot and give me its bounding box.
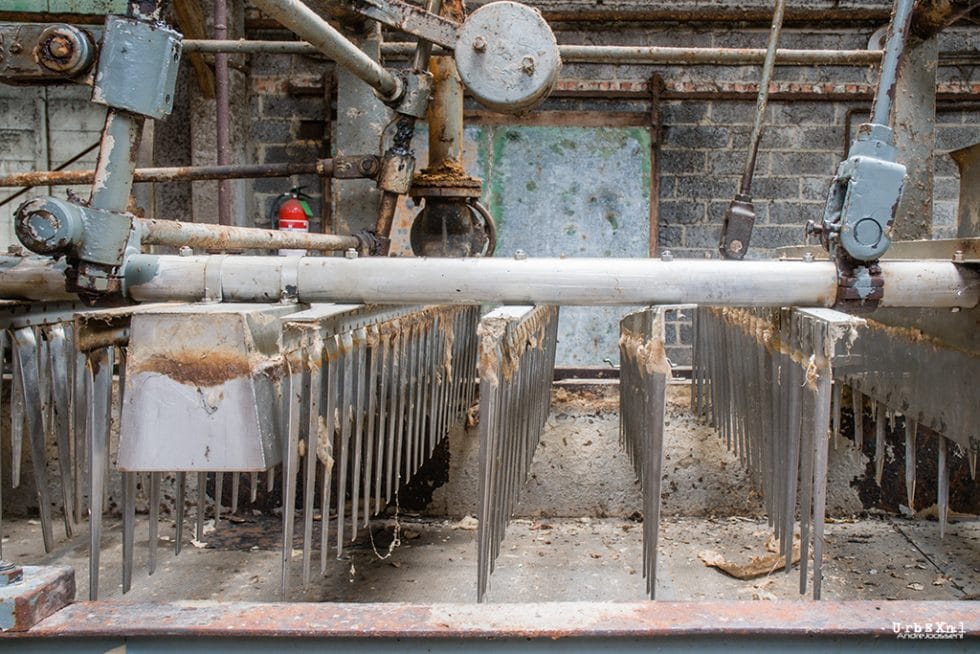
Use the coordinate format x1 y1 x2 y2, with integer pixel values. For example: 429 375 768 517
203 254 227 303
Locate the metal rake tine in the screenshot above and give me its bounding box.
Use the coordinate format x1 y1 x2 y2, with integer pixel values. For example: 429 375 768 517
302 341 323 588
86 346 113 600
831 381 841 451
874 401 886 487
196 472 207 542
350 327 367 540
385 325 402 505
13 327 54 552
149 471 160 575
175 471 186 555
321 336 339 574
905 420 917 511
214 471 223 530
363 324 379 526
73 349 87 524
374 326 390 516
783 357 802 573
231 472 240 516
267 466 275 493
46 324 75 537
810 355 832 601
851 385 864 450
281 363 302 599
336 331 354 556
121 471 136 593
250 471 259 504
10 330 24 489
937 436 949 539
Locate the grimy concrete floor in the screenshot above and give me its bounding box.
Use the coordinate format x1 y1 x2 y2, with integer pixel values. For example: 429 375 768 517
2 385 977 604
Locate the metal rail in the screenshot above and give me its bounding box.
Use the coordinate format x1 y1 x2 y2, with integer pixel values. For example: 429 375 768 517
0 255 975 309
182 39 883 66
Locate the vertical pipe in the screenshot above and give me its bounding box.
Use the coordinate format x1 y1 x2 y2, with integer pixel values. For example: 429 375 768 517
214 0 232 226
870 0 916 127
89 111 144 211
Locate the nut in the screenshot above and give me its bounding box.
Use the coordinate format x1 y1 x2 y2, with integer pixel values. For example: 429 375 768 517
660 249 674 262
472 36 488 52
521 56 536 76
345 248 359 259
514 249 527 260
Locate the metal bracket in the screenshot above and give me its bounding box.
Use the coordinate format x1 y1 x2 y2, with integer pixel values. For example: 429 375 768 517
348 0 460 49
330 155 382 179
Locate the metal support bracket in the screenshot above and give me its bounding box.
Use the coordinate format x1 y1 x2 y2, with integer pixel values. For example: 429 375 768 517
0 24 96 84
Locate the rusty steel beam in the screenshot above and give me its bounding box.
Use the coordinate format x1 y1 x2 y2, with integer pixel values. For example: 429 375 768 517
19 600 980 640
0 161 330 188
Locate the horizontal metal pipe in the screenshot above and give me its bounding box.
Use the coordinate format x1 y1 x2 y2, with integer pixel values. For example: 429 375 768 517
0 255 975 309
249 0 399 98
183 39 883 66
0 161 327 188
119 256 977 308
137 219 360 252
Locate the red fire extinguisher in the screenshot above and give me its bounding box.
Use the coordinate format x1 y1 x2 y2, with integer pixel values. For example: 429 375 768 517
270 187 313 256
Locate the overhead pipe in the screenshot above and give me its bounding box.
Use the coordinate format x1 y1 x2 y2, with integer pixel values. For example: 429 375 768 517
136 219 361 252
4 255 973 309
182 39 883 66
249 0 401 99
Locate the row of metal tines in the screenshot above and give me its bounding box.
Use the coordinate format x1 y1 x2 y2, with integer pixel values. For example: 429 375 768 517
475 305 559 602
278 304 480 597
0 302 482 600
691 305 977 599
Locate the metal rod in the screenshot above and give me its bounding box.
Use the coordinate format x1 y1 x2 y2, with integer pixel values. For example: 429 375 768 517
90 111 143 212
137 218 360 252
740 0 785 195
250 0 400 99
870 0 915 126
182 39 883 66
214 0 232 227
0 161 327 188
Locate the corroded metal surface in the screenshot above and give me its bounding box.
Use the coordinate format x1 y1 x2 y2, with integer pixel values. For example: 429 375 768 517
21 600 980 638
476 305 559 601
0 565 74 633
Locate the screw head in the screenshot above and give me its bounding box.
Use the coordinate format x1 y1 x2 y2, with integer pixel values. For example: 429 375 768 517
472 35 488 52
803 251 815 262
660 249 674 262
514 249 527 260
952 250 964 263
47 35 73 59
728 239 743 254
178 246 193 257
345 248 359 259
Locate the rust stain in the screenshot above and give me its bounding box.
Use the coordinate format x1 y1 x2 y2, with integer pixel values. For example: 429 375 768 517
132 349 252 386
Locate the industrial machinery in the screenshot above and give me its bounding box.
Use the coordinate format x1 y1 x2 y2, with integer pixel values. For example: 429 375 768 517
0 0 976 647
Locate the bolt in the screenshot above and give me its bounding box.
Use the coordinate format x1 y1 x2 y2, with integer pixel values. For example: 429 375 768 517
9 43 22 54
521 56 536 76
803 251 815 262
472 36 487 52
728 239 743 254
952 250 964 263
7 245 23 256
47 35 73 59
178 246 193 257
514 249 527 260
660 249 673 262
345 248 359 259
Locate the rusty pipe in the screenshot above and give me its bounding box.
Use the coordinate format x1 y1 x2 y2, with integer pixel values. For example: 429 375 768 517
182 39 883 66
214 0 232 226
136 219 360 252
0 161 333 187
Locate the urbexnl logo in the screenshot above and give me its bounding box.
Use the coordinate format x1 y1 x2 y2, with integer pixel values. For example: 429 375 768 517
893 621 966 640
